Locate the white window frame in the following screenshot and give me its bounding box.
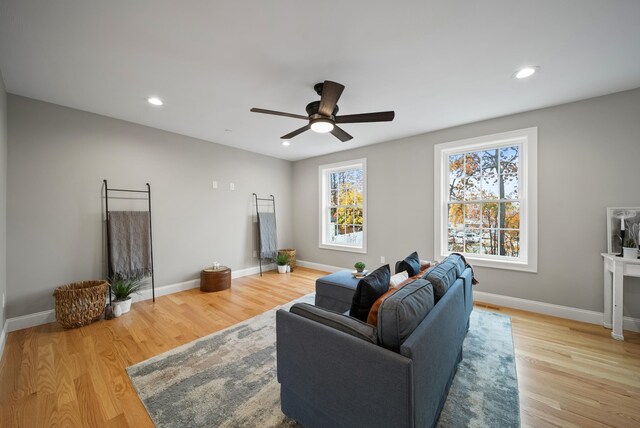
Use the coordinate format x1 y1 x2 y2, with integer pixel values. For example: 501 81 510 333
434 128 537 272
319 158 367 253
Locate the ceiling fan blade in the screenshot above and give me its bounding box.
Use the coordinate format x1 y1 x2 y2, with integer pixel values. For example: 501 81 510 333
335 111 395 124
318 81 345 117
330 125 353 142
281 124 311 140
250 108 308 120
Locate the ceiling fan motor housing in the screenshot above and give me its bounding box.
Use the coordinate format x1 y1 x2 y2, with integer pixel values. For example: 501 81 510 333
306 100 338 117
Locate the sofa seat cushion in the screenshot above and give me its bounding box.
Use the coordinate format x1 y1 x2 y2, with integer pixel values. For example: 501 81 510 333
424 261 458 302
377 279 435 352
349 265 391 322
395 251 421 277
290 303 378 344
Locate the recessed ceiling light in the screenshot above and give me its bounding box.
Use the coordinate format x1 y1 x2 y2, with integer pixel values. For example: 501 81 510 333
514 66 539 79
147 97 164 106
281 140 290 146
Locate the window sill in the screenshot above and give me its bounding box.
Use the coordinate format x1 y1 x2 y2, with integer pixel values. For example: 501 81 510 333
440 253 537 273
319 243 367 254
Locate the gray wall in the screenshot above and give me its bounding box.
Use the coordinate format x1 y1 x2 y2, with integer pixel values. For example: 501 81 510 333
293 88 640 318
0 70 7 330
7 95 292 318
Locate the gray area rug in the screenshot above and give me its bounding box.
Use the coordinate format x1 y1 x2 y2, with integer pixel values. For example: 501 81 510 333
128 294 519 427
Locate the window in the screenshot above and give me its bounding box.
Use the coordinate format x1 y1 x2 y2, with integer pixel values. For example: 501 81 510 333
434 128 537 272
319 159 367 253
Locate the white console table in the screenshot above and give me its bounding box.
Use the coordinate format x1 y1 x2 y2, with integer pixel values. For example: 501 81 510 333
601 253 640 340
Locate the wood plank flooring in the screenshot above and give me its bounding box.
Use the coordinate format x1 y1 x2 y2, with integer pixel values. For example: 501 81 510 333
1 267 639 427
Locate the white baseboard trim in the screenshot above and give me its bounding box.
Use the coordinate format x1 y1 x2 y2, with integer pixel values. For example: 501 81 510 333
4 264 276 334
296 260 345 273
294 262 640 334
0 322 7 362
6 309 55 333
474 291 640 333
132 279 199 303
232 263 276 278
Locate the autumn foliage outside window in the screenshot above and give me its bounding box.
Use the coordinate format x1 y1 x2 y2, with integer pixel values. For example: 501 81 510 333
447 145 521 257
320 159 366 252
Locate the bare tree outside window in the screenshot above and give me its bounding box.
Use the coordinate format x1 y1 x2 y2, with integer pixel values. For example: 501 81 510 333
447 146 520 257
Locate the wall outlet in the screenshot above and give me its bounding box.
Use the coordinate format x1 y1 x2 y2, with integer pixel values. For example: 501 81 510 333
212 180 218 189
380 256 385 263
230 182 235 191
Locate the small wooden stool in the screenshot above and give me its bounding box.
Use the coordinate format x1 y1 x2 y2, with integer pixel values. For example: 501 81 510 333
200 267 231 292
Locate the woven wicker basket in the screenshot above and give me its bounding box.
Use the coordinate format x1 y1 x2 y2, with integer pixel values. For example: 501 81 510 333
278 249 297 271
53 280 109 329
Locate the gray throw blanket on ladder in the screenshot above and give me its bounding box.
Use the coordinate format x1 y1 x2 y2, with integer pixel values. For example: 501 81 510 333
108 211 152 279
258 212 278 260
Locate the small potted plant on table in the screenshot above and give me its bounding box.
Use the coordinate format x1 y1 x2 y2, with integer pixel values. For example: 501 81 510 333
623 237 638 259
354 262 366 274
110 276 144 316
276 253 290 274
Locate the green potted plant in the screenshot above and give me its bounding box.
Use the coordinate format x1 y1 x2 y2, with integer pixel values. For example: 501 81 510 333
276 253 289 274
110 276 144 316
623 237 638 259
354 262 366 274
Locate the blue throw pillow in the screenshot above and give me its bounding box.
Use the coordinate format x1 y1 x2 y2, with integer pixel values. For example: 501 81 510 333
349 264 390 322
395 251 421 276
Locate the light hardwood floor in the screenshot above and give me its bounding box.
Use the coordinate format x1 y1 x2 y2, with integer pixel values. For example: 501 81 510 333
1 267 639 427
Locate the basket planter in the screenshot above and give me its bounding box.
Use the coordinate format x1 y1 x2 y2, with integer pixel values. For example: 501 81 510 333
278 249 296 271
53 280 109 329
112 297 132 315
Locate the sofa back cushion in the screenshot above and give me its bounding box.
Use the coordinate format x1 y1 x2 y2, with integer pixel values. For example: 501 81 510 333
424 262 458 302
377 279 435 352
366 277 414 326
395 251 421 276
349 264 390 322
290 303 378 344
443 253 466 277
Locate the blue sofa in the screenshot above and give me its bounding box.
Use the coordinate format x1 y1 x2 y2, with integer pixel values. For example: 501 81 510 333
276 254 474 428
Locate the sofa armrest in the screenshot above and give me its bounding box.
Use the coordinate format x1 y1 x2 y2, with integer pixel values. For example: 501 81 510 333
276 309 414 428
461 267 474 319
400 279 467 428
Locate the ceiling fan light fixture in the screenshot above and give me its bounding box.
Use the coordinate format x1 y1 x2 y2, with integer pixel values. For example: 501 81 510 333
310 118 334 133
281 140 290 146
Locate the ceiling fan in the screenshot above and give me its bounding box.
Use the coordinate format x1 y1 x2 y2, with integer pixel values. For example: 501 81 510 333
250 80 395 142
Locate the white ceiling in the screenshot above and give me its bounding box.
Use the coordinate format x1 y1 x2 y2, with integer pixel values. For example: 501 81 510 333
1 1 639 161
